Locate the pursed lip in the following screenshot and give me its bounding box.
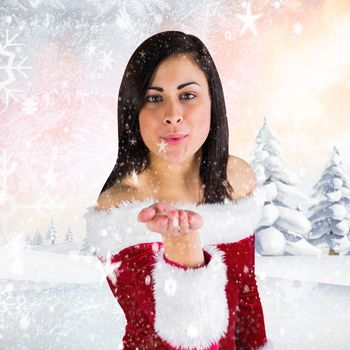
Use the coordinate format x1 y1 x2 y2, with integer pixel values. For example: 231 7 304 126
162 133 187 139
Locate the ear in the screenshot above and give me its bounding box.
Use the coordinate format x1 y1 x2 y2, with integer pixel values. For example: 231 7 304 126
227 155 256 199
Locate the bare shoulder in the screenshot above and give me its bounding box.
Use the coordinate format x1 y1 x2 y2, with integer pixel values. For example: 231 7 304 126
95 183 135 212
227 155 256 198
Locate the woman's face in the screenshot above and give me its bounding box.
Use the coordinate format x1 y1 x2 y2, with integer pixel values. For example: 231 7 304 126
138 54 211 164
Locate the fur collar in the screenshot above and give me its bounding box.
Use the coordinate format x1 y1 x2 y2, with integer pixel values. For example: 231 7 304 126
83 186 266 259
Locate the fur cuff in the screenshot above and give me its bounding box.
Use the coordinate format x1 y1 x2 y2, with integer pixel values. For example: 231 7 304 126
83 186 266 260
151 245 229 350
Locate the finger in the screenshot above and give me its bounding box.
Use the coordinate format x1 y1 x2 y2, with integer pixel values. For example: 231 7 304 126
138 201 174 222
179 210 190 233
153 202 176 215
137 207 156 222
167 210 181 236
147 214 168 234
186 211 204 231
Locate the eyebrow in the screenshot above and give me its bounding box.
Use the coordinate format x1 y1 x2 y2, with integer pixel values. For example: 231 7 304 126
147 81 201 92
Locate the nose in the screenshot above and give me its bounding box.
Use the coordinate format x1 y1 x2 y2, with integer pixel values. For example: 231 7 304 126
163 100 183 125
163 114 183 125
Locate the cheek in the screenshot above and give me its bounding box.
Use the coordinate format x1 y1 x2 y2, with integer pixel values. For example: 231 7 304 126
194 104 211 138
196 117 210 141
139 113 163 150
139 113 157 139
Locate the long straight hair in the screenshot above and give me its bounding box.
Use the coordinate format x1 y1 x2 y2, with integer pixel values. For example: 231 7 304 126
100 31 236 204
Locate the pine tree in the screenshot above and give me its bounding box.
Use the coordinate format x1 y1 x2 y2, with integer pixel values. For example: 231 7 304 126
31 230 43 245
79 236 95 256
307 146 350 255
25 234 31 245
65 226 74 243
46 219 57 245
251 116 321 256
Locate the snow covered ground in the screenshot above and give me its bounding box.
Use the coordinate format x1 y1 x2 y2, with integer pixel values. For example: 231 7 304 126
1 248 349 349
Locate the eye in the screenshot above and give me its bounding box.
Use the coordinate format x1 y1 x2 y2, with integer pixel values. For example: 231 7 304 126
144 92 197 104
144 95 162 103
181 92 196 100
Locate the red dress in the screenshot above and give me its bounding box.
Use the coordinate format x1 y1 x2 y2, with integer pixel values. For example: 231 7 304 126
84 186 273 350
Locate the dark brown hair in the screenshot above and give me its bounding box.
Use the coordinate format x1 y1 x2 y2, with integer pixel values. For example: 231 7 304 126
100 30 235 204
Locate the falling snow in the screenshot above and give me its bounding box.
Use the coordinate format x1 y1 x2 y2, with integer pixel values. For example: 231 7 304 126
0 29 31 115
1 0 350 349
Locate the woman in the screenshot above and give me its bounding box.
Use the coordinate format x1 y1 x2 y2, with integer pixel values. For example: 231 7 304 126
84 31 272 349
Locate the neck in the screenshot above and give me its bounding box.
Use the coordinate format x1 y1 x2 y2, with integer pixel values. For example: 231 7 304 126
145 150 202 191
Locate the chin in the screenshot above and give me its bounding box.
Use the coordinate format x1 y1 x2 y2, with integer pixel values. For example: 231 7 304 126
165 152 194 164
165 155 184 164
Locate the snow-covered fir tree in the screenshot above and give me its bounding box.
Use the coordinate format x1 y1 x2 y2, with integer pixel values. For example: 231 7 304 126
31 230 43 245
251 116 321 256
46 219 57 245
307 146 350 255
65 226 74 243
79 236 95 256
45 222 51 240
25 234 31 245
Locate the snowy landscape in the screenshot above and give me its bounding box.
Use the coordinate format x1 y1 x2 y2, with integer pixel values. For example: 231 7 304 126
1 240 350 350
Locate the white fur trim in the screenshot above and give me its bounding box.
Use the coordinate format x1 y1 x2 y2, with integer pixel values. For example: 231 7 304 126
151 245 229 349
83 186 266 260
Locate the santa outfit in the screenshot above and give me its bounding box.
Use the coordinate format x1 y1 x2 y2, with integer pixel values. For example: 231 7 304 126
84 186 274 349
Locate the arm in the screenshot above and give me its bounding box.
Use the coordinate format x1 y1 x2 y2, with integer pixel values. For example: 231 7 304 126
162 229 206 268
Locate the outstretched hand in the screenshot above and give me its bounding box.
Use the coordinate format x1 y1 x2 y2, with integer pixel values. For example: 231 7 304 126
137 202 203 238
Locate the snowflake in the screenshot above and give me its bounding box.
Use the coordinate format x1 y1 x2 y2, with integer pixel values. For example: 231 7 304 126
19 314 30 330
293 23 303 35
0 29 31 115
99 50 116 71
276 279 319 303
260 277 320 314
235 2 263 36
115 6 134 32
129 137 137 146
5 0 66 10
101 258 122 285
156 138 168 153
0 283 27 318
0 149 64 244
86 43 97 56
270 0 288 10
0 279 123 348
21 97 38 115
131 169 139 185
